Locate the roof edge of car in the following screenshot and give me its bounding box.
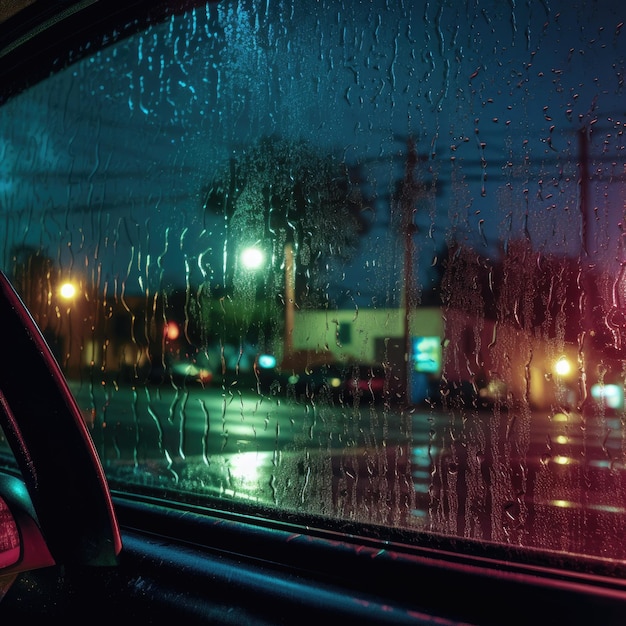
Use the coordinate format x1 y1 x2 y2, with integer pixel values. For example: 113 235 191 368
0 0 209 105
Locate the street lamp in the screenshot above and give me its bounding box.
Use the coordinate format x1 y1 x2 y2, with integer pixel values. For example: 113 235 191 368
238 243 295 365
241 246 265 271
554 356 572 378
59 281 77 300
55 279 80 376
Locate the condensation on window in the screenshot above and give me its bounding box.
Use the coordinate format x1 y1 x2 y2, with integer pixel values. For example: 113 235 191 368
0 0 625 564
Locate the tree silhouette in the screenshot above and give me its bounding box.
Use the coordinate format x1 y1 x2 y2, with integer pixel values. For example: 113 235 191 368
201 135 370 354
204 135 369 296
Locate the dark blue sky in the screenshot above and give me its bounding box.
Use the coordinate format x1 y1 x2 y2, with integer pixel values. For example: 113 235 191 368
0 0 624 306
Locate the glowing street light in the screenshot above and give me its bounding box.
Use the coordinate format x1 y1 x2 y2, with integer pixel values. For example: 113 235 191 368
554 356 572 377
59 281 77 300
241 246 265 271
238 242 296 362
164 321 180 341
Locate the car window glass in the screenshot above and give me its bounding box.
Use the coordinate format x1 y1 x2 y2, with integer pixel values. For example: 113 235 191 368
1 0 625 568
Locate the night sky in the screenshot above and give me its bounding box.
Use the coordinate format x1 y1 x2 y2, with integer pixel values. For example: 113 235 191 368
0 0 624 307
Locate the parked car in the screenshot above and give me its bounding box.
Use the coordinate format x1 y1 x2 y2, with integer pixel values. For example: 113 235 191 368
2 1 626 624
342 364 388 404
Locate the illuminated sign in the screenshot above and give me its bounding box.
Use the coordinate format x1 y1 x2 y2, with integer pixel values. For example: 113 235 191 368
591 383 623 409
412 336 441 374
258 354 277 369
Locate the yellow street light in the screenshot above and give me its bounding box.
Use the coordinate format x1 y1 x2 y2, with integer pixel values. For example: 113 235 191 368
59 282 77 300
554 356 572 377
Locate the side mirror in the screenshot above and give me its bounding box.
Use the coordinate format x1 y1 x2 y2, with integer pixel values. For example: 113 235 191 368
0 473 55 600
0 271 121 567
0 495 19 569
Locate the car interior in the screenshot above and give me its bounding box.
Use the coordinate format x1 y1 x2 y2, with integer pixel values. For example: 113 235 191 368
1 1 626 624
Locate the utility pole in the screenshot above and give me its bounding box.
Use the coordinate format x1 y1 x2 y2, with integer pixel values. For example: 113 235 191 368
399 137 420 406
578 125 594 414
284 241 295 360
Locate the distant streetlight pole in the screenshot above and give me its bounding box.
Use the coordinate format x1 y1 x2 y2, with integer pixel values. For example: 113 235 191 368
240 241 295 366
283 241 295 359
56 278 80 375
399 137 420 407
239 244 266 330
578 126 595 411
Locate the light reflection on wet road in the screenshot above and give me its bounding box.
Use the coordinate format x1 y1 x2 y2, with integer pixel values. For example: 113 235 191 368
2 380 625 561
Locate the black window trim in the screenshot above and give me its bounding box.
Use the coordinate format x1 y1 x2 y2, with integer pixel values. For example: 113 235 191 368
110 493 626 625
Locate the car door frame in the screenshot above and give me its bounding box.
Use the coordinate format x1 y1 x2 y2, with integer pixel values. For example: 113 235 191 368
2 1 626 624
